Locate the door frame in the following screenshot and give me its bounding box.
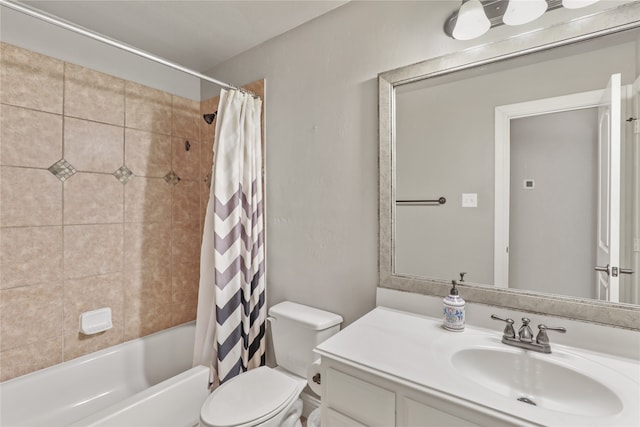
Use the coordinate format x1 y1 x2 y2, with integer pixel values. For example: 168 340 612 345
631 77 640 305
494 90 604 288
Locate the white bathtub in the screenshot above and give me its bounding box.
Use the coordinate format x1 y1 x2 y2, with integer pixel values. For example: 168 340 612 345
0 322 211 427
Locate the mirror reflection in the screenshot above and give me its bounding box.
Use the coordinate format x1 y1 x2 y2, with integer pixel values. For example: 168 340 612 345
394 28 639 305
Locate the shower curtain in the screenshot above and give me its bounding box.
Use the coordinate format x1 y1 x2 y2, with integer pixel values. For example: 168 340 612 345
193 89 265 387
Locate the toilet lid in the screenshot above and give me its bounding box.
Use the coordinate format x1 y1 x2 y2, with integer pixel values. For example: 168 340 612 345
200 366 300 427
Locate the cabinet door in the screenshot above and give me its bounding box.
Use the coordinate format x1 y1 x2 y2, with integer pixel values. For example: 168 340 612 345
325 368 396 427
402 397 480 427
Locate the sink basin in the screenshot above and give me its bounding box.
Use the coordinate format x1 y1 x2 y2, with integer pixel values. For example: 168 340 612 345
451 347 623 416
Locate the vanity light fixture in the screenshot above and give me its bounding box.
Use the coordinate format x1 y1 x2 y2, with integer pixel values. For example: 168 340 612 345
445 0 600 40
451 0 491 41
503 0 548 26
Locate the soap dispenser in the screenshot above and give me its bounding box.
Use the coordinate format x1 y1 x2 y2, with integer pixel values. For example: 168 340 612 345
443 274 466 332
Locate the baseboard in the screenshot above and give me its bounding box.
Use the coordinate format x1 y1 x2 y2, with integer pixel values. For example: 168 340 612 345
300 390 321 418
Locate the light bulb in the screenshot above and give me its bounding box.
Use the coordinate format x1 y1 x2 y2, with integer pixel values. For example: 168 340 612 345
452 0 491 40
503 0 548 26
562 0 599 9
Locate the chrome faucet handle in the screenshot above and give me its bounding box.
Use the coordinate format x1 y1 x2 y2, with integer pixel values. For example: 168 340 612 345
518 318 534 343
535 324 567 346
490 314 515 339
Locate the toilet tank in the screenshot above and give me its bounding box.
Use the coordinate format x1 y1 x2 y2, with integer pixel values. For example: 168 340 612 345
268 302 343 378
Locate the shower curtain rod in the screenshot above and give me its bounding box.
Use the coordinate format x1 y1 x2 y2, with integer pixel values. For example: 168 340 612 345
0 0 255 96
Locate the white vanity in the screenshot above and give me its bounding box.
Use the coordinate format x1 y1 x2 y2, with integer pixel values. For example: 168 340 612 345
315 307 640 427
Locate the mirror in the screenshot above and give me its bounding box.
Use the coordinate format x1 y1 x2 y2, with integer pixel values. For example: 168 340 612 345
379 3 640 329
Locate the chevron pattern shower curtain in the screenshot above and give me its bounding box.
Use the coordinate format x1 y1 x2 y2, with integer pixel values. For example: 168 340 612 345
194 88 265 387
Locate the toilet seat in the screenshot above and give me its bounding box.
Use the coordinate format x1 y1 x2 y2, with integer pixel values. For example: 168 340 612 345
200 366 301 427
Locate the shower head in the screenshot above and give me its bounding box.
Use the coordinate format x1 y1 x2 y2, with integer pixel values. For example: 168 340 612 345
203 112 217 124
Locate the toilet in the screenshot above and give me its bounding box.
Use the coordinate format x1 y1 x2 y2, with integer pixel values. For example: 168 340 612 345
200 301 343 427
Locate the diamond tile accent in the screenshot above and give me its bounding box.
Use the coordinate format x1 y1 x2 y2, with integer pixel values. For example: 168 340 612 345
164 171 181 186
48 159 77 182
113 165 133 184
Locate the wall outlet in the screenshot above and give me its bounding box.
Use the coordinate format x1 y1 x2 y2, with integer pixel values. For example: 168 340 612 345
462 193 478 208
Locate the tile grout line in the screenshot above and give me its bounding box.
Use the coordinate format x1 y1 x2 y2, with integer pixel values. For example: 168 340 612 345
61 61 67 363
122 81 127 345
170 97 175 326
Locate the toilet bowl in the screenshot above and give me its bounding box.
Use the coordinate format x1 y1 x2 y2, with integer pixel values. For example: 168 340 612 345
200 367 306 427
306 408 321 427
199 302 342 427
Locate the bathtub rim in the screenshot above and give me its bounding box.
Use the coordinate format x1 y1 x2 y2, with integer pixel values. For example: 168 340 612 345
66 364 210 427
0 320 196 386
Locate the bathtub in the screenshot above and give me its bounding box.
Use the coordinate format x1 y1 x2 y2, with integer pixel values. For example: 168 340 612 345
0 322 211 427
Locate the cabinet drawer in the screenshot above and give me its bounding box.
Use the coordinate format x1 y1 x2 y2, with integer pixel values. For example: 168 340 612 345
325 408 369 427
325 368 395 427
402 397 479 427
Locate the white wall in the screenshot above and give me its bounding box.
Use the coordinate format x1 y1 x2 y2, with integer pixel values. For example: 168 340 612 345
204 1 633 325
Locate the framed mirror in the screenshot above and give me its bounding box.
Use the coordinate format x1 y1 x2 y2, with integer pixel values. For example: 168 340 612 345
379 2 640 329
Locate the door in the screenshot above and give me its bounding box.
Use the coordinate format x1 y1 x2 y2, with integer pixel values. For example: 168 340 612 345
595 74 622 302
494 90 602 290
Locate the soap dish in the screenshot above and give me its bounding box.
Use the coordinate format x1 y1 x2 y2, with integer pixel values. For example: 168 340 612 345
79 307 113 335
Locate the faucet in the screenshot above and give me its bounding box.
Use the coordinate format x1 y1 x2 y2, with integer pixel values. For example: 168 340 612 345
491 315 566 354
517 317 534 343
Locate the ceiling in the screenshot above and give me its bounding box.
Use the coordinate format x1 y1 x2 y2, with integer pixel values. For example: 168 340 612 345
20 1 348 72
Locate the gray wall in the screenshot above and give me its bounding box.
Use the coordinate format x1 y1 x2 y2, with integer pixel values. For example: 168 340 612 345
204 1 633 324
510 109 597 298
394 34 636 288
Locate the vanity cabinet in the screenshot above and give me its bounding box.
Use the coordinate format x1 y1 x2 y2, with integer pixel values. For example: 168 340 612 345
321 358 515 427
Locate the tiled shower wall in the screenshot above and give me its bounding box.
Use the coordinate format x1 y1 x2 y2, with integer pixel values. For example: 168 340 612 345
0 42 215 381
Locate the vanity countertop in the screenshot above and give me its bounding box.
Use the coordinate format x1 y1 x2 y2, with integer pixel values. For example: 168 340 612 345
315 307 640 427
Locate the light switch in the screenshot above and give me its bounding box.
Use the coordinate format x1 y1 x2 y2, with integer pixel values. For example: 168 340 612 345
462 193 477 208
